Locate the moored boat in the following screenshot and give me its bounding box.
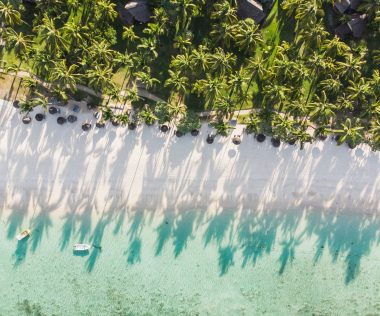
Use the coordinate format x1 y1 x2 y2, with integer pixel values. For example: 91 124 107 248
16 229 31 241
73 244 91 252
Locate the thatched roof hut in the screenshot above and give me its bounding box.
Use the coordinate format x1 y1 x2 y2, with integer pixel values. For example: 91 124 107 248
124 0 151 24
237 0 266 25
334 0 361 14
348 14 367 38
335 23 351 38
334 0 350 13
335 14 367 39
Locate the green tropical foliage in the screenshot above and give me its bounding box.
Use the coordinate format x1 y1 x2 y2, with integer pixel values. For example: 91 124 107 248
0 0 379 149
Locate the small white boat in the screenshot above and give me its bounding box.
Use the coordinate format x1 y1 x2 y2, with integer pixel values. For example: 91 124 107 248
73 244 91 252
17 229 31 241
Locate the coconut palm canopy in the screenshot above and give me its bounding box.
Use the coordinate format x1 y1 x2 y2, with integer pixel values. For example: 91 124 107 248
0 0 379 149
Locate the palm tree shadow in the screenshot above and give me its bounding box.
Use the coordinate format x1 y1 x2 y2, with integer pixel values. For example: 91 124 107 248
239 212 278 268
172 210 197 258
59 211 76 251
125 237 142 265
12 237 30 268
86 216 109 272
30 211 52 253
86 248 101 272
278 234 303 275
6 210 25 239
155 212 174 256
218 245 236 276
203 210 234 247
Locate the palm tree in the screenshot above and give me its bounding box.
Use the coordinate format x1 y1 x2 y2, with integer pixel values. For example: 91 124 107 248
171 0 199 33
210 22 236 48
347 77 372 104
134 67 160 90
318 76 343 95
152 8 170 35
31 92 49 111
233 19 263 55
173 31 193 52
95 0 117 22
262 82 290 111
6 30 32 61
122 26 138 42
89 40 116 66
0 2 22 26
228 68 250 101
295 20 328 52
51 60 80 92
164 69 189 104
369 119 380 149
137 37 158 62
211 0 237 24
336 53 365 80
63 21 89 51
359 0 380 24
193 74 226 108
322 36 350 58
333 118 364 148
34 15 67 54
214 96 234 119
210 47 236 77
86 64 114 92
170 53 192 76
308 91 336 125
190 45 211 73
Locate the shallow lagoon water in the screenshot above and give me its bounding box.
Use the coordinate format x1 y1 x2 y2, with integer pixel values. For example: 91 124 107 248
1 208 380 315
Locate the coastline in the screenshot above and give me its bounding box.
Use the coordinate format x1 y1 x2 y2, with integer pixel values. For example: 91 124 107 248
1 99 380 217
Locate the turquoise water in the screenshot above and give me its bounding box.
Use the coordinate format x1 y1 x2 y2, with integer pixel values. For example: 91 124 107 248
1 207 380 315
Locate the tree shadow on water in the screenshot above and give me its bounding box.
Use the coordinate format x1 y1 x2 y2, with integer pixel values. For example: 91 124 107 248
278 233 303 275
218 245 236 276
7 210 25 240
59 211 76 251
155 211 174 256
238 212 279 268
125 237 142 265
30 211 52 253
12 237 30 268
172 210 198 258
203 209 235 248
86 216 109 272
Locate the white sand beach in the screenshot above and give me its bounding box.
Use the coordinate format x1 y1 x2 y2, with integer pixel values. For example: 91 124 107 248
1 99 380 219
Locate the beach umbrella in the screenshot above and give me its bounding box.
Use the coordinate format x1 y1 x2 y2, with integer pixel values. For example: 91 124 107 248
232 135 241 145
287 138 296 145
35 113 45 121
67 115 77 123
256 134 266 142
57 116 67 125
96 121 105 128
271 138 281 148
49 106 58 114
191 129 199 136
128 122 137 130
82 123 91 131
13 100 20 108
206 134 214 144
160 125 169 133
22 115 32 124
175 130 184 137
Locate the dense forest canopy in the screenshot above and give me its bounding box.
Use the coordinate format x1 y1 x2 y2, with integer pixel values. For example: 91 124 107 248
0 0 379 148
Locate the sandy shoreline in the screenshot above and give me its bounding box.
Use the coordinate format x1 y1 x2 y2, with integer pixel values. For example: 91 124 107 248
1 99 380 219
